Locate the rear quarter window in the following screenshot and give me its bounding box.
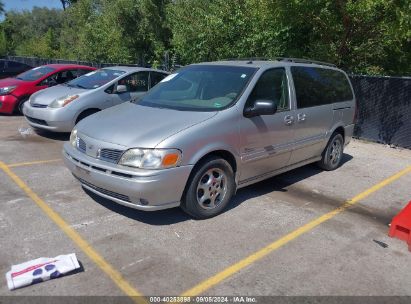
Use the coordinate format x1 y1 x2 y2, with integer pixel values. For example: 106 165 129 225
150 72 168 88
291 66 353 108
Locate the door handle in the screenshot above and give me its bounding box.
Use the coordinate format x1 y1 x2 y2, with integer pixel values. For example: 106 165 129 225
284 115 294 126
297 113 306 122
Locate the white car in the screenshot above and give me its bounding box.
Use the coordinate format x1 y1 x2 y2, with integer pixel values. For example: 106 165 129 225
23 66 168 132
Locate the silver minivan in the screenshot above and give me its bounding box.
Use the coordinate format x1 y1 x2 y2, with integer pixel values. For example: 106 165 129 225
23 66 168 132
63 59 356 219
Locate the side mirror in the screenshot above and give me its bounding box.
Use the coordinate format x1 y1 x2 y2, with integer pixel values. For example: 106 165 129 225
116 84 128 93
244 99 278 118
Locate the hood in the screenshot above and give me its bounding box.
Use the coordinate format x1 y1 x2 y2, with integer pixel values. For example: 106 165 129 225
30 85 89 105
0 77 25 87
77 102 217 148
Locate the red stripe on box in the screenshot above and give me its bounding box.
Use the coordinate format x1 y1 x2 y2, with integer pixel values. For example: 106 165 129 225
11 260 58 278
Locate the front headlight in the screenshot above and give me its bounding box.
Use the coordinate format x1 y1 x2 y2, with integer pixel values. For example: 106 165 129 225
70 128 77 147
0 86 17 95
49 95 79 108
119 148 182 169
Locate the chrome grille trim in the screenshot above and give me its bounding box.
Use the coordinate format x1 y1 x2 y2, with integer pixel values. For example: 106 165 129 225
77 137 86 153
98 149 124 163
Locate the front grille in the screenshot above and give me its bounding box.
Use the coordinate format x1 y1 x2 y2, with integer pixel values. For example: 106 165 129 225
77 137 86 153
74 175 131 203
31 103 48 108
98 149 124 163
26 116 48 126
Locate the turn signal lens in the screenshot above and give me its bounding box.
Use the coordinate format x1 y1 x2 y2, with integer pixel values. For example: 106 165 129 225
162 153 180 167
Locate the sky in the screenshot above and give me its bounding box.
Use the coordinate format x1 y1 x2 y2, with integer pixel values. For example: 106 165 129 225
3 0 63 12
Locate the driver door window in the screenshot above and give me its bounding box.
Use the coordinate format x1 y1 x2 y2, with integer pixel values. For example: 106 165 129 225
38 73 58 87
111 72 149 106
118 72 149 92
39 70 74 87
246 68 289 112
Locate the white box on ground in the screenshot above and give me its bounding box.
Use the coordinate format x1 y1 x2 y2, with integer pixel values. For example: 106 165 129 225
6 253 80 290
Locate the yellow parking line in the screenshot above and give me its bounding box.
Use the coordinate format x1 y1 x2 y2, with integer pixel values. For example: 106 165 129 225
0 161 147 304
181 165 411 296
8 159 62 168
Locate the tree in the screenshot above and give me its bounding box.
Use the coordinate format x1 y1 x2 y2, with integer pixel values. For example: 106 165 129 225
1 7 64 57
59 0 171 64
167 0 411 75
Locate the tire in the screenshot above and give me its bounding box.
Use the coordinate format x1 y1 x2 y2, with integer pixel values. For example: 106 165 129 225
16 98 29 115
181 156 235 219
75 109 99 124
317 133 344 171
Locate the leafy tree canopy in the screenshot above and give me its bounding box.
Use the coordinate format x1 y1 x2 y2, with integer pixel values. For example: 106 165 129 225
0 0 409 75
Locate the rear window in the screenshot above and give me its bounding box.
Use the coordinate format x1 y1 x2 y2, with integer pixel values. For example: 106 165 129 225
16 66 56 81
291 66 353 108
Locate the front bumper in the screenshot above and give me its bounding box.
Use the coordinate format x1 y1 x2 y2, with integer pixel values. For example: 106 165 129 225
63 143 193 211
0 94 18 114
23 102 75 132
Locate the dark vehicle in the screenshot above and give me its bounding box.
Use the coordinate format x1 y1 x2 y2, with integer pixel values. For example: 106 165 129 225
0 60 32 79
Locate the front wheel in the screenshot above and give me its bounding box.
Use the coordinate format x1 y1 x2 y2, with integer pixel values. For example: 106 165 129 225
317 133 344 171
181 157 235 219
16 98 29 115
75 109 99 124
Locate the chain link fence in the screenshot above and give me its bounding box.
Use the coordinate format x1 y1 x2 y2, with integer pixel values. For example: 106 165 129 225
350 75 411 149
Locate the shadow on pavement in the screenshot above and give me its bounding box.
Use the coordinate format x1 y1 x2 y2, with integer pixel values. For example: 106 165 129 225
34 129 70 141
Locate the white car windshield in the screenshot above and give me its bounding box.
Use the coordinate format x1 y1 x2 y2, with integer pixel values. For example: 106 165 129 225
66 69 126 89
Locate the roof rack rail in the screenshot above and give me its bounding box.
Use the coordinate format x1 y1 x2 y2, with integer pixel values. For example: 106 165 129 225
221 57 271 62
275 57 336 67
220 57 336 67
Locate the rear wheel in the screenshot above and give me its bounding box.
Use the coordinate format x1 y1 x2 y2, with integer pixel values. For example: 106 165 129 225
317 133 344 171
181 156 235 219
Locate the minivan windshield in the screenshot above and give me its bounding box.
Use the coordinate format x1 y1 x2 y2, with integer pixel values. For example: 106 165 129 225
137 65 257 111
16 66 56 81
66 69 125 89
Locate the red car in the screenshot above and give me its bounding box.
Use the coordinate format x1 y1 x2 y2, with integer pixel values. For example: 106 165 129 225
0 64 96 114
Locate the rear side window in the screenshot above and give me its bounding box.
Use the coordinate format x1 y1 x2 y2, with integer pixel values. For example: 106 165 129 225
291 67 353 108
150 72 167 88
247 68 289 111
